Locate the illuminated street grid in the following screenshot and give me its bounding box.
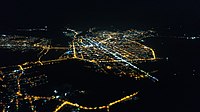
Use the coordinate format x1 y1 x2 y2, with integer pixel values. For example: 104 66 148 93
61 28 158 80
0 35 50 52
0 28 158 112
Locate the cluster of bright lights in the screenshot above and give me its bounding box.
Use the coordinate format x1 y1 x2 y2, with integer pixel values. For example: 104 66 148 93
0 28 158 112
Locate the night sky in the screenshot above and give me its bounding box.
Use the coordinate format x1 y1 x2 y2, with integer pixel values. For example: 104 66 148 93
0 0 200 29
